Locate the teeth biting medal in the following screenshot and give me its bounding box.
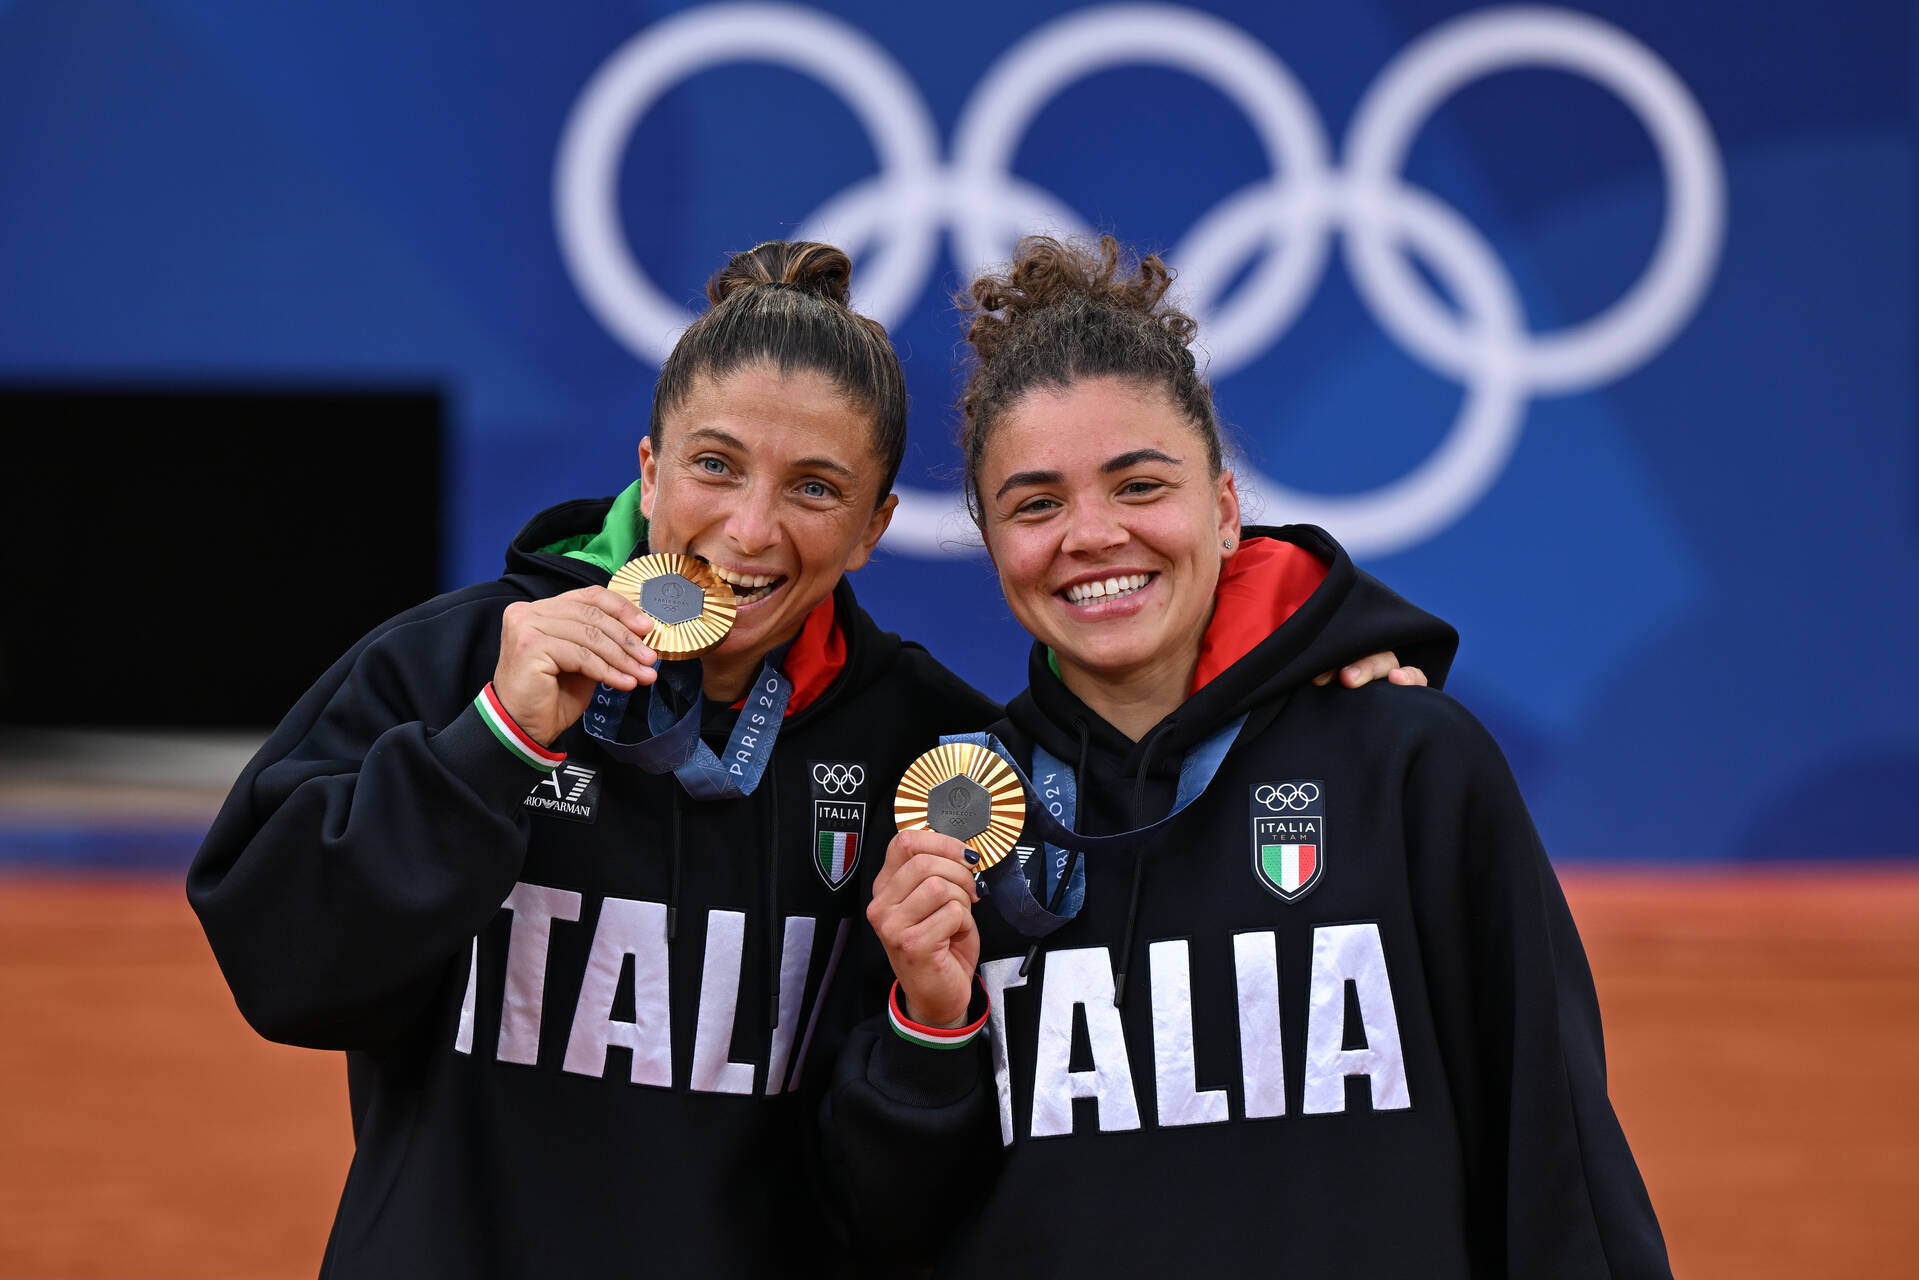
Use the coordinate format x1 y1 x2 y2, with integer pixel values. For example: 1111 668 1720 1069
584 553 788 802
607 553 737 659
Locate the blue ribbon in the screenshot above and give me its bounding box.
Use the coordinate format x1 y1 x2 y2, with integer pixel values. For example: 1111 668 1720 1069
944 714 1246 938
1022 744 1088 925
583 651 792 800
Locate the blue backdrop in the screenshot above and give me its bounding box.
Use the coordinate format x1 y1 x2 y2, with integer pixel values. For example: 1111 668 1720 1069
1 0 1912 860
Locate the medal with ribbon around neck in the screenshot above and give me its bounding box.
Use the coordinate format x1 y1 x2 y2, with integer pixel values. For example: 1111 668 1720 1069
584 552 792 801
893 716 1247 940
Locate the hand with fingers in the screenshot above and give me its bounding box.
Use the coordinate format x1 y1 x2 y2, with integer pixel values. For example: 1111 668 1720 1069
868 828 983 1028
1313 649 1429 690
492 587 659 745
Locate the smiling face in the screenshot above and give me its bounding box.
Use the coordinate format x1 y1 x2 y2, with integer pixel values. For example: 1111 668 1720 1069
640 362 895 681
979 376 1239 703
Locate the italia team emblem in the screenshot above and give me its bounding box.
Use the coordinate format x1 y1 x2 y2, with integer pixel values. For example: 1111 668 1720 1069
810 762 869 891
1250 781 1326 901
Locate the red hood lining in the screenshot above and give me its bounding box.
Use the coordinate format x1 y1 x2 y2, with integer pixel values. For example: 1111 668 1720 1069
1190 537 1329 694
745 538 1318 715
729 590 844 716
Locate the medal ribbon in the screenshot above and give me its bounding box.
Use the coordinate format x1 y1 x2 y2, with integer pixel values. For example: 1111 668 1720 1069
942 715 1246 937
584 652 792 800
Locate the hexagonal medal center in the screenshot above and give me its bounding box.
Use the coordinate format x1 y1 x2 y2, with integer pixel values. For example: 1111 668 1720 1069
641 573 705 626
926 775 992 842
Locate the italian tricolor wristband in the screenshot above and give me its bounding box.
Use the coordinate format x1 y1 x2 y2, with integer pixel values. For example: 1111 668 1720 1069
475 683 566 773
888 975 990 1050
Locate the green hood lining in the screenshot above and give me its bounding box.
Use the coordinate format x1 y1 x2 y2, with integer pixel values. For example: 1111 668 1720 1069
540 481 648 573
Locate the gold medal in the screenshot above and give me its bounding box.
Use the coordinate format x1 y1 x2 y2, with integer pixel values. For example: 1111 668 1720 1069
893 742 1026 868
607 553 738 660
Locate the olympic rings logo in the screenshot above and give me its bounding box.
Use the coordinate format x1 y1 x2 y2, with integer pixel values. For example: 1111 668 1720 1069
1255 782 1320 812
813 763 866 794
555 3 1724 559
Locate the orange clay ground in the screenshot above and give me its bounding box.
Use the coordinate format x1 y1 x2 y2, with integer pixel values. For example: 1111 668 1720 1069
2 870 1916 1278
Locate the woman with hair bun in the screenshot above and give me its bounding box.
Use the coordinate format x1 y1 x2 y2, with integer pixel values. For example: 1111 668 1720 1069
849 236 1672 1277
187 241 1013 1277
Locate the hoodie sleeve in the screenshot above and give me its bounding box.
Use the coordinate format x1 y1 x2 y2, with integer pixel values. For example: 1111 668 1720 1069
186 587 541 1050
1349 566 1458 689
819 998 1002 1261
816 658 1006 1264
1404 695 1672 1278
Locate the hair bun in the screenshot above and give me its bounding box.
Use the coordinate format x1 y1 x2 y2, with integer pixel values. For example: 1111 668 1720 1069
706 241 853 307
953 234 1221 525
960 235 1190 362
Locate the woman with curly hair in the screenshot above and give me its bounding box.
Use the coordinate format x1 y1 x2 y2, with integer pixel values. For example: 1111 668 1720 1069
841 236 1671 1278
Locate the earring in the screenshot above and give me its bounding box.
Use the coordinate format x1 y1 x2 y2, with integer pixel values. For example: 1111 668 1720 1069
1223 538 1234 550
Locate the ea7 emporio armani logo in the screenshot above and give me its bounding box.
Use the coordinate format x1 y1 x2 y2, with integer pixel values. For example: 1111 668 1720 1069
525 763 601 824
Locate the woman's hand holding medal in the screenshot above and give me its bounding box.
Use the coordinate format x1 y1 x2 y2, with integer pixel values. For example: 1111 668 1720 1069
868 829 983 1028
493 587 659 746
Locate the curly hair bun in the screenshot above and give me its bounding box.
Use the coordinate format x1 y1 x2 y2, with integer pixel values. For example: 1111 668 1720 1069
706 240 854 307
962 235 1195 362
954 234 1222 524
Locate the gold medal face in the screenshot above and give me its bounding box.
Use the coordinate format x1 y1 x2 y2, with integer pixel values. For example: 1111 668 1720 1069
893 742 1026 868
606 553 738 660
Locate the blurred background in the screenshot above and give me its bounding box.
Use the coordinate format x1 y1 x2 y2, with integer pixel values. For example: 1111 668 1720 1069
1 0 1913 1275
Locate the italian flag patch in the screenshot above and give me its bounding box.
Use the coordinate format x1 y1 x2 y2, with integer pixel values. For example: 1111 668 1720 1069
817 830 858 885
811 795 866 891
1261 843 1317 894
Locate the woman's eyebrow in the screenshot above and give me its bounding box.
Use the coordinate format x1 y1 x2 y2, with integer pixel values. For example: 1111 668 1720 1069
995 468 1065 500
683 427 746 450
1101 448 1181 472
792 455 858 480
994 449 1183 500
683 428 856 480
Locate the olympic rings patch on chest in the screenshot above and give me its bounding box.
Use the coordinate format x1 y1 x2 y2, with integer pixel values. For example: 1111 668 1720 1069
812 763 866 795
1255 782 1321 812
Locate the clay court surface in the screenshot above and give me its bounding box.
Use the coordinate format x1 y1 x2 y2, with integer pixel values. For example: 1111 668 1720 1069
2 870 1915 1278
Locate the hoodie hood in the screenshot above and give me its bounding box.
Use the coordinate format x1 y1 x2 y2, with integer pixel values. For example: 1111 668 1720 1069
500 483 887 721
994 524 1459 1006
1010 523 1459 788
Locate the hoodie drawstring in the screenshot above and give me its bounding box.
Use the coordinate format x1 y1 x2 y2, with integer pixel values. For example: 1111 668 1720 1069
1113 724 1173 1009
763 766 782 1031
666 787 683 942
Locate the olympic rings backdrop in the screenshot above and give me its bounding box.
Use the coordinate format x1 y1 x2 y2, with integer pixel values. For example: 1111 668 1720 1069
0 0 1912 861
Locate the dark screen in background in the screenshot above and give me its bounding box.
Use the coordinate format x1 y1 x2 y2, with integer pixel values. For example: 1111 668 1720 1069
0 388 443 728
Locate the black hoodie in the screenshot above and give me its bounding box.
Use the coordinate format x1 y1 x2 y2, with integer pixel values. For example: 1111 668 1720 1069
825 526 1671 1279
187 489 999 1278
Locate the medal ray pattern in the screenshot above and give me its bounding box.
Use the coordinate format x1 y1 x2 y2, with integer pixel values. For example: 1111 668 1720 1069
607 553 737 659
893 742 1026 867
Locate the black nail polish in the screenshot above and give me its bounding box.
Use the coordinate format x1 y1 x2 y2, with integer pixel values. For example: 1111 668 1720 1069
963 849 980 866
